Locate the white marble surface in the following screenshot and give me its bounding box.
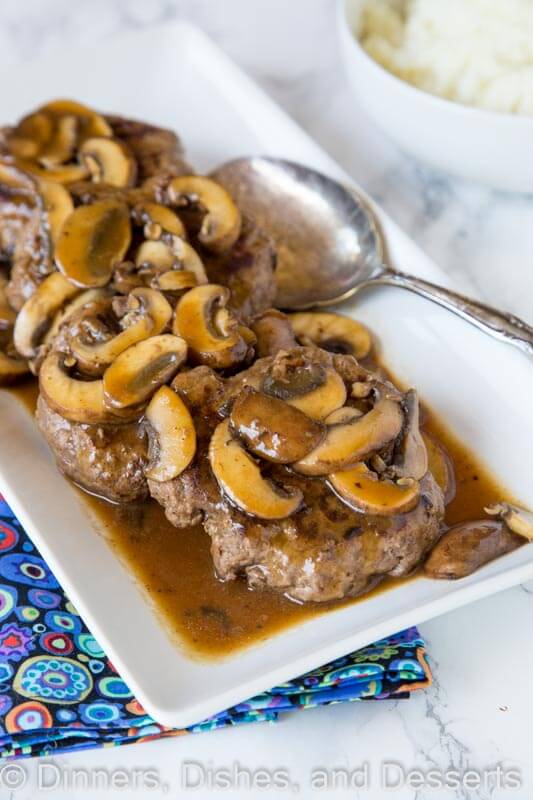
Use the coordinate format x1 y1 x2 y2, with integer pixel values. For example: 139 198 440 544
1 2 533 799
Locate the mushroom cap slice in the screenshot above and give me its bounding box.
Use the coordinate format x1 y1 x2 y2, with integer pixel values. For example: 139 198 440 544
281 369 347 420
289 312 372 359
392 390 428 481
330 463 420 516
55 199 131 288
7 111 54 159
230 386 325 464
14 272 80 359
294 398 404 476
135 237 208 291
422 433 456 505
252 309 298 358
424 519 521 580
133 202 186 239
157 270 198 292
8 100 112 183
173 284 252 369
9 101 110 160
39 99 112 140
69 287 172 373
103 333 187 410
169 237 208 286
167 175 241 253
43 288 110 348
15 159 89 184
145 386 196 482
135 240 175 271
37 179 74 243
263 364 347 421
485 503 533 542
38 114 78 167
39 350 137 424
209 419 303 519
79 137 136 188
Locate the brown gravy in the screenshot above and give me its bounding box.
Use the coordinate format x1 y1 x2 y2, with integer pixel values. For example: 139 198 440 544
4 377 514 659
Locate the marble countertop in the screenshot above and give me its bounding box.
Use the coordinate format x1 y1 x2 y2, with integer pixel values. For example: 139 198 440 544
1 2 532 799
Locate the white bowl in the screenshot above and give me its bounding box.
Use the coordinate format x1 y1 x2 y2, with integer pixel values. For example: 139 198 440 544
338 0 533 192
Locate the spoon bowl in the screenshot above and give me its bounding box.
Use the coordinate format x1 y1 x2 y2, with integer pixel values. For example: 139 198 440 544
213 156 533 356
213 157 383 309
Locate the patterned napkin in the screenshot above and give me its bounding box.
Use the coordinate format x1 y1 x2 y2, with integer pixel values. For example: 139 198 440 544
0 494 431 759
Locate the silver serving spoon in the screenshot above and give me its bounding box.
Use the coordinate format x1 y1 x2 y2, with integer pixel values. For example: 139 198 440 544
212 157 533 357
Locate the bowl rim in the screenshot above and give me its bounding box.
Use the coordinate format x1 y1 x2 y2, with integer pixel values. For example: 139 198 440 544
337 0 533 129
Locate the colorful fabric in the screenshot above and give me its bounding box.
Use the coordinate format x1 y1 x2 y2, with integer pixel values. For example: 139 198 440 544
0 494 431 759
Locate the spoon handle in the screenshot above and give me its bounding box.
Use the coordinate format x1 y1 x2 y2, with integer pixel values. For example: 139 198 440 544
372 270 533 357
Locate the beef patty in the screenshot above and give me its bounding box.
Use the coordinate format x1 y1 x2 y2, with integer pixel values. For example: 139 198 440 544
36 395 148 503
148 347 445 602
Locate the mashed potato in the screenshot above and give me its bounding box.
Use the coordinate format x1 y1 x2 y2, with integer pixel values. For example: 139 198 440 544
359 0 533 114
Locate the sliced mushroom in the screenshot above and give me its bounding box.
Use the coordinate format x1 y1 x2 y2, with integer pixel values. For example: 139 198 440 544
136 237 207 289
38 114 78 167
173 284 252 369
15 159 89 184
424 520 522 580
391 390 428 481
135 240 174 272
10 101 109 157
103 333 187 409
133 202 186 239
69 288 172 374
157 270 198 292
167 176 241 252
8 100 112 183
294 398 403 476
7 111 53 159
39 350 137 424
145 386 196 481
38 179 74 243
485 503 533 542
79 137 136 187
55 199 131 287
43 288 110 349
209 419 303 519
14 272 80 359
263 363 347 420
251 309 298 358
330 463 420 515
422 433 456 505
289 312 372 359
39 99 112 140
230 386 325 464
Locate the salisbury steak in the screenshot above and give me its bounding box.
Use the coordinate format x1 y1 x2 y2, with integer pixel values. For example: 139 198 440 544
202 216 277 321
36 395 148 503
148 347 445 602
206 469 443 602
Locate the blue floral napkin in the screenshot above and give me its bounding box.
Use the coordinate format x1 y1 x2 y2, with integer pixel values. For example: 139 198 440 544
0 494 431 759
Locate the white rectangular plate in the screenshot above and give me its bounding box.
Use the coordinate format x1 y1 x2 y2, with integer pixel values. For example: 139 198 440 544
1 21 532 729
